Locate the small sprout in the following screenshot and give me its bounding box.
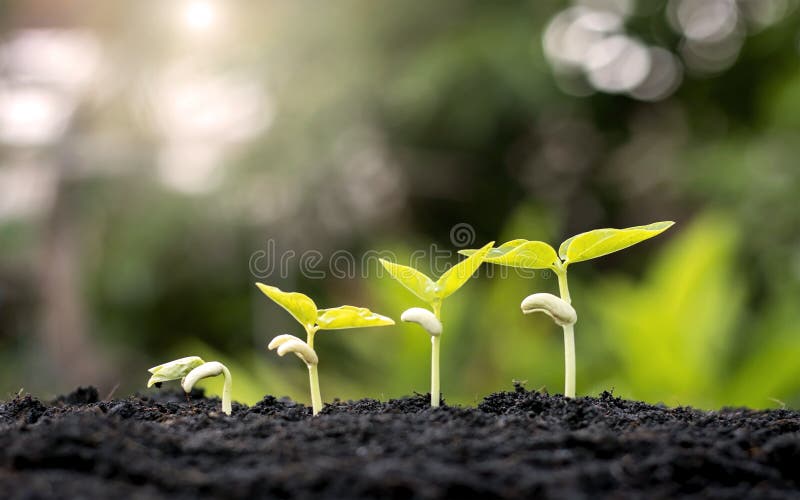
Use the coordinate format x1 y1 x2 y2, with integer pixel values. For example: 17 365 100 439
400 307 442 336
380 241 493 407
461 221 673 398
520 293 576 327
256 283 394 415
147 356 233 415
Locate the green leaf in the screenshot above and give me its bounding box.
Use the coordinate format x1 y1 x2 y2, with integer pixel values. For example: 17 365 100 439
316 305 395 330
461 239 560 270
559 221 675 264
436 241 494 299
255 283 318 329
147 356 205 387
459 239 524 258
379 259 438 303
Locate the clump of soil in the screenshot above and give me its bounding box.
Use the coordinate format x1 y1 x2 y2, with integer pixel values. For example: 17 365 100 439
1 384 798 499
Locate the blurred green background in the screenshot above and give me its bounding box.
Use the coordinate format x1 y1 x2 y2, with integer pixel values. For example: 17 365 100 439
1 0 799 409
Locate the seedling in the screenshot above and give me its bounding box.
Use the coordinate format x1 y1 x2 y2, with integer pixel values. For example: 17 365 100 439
379 241 493 407
147 356 233 415
461 222 673 398
256 283 394 415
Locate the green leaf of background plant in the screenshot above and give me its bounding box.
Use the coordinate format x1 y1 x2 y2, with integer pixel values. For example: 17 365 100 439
458 239 523 259
316 305 395 330
462 239 560 270
559 221 674 264
255 283 318 328
379 259 438 303
147 356 206 387
436 241 493 299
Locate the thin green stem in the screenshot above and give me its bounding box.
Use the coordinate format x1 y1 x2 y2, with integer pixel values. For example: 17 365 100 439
220 364 232 415
308 363 322 415
431 301 442 407
430 335 440 407
305 325 322 414
306 325 318 349
562 323 575 398
556 268 571 304
432 301 442 319
556 268 576 398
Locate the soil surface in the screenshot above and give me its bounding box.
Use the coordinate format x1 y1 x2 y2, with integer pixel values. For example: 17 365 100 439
1 384 799 499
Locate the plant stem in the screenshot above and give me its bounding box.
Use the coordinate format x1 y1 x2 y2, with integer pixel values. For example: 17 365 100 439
556 268 576 398
306 326 317 349
220 364 233 415
308 363 322 415
562 323 575 398
305 325 322 415
431 301 442 407
430 335 440 407
556 268 571 304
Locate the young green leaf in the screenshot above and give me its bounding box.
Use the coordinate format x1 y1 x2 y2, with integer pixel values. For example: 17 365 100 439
558 221 675 264
461 239 560 271
436 241 494 300
378 259 438 303
147 356 206 387
316 305 395 330
256 283 318 329
459 239 525 258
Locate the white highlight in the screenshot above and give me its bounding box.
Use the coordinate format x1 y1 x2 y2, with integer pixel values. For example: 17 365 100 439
585 35 651 94
182 1 216 32
0 87 74 146
630 47 684 101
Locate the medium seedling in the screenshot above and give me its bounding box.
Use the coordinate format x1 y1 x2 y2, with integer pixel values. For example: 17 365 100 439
379 241 493 407
147 356 233 415
461 222 673 398
256 283 394 415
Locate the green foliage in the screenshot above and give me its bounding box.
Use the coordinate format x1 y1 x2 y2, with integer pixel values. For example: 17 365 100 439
374 261 438 303
256 283 394 332
436 242 495 300
725 301 800 407
462 240 561 271
461 222 674 270
585 215 740 405
316 306 395 330
380 241 494 309
255 284 318 330
581 214 800 408
558 222 675 265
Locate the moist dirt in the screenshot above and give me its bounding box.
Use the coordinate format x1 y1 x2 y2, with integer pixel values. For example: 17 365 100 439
1 384 799 499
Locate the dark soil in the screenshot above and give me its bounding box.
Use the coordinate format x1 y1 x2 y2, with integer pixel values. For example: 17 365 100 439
1 384 799 499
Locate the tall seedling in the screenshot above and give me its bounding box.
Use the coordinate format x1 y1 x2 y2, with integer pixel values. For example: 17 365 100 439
461 222 673 397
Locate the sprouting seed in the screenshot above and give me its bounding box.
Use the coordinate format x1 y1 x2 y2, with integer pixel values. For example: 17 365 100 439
147 356 233 415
